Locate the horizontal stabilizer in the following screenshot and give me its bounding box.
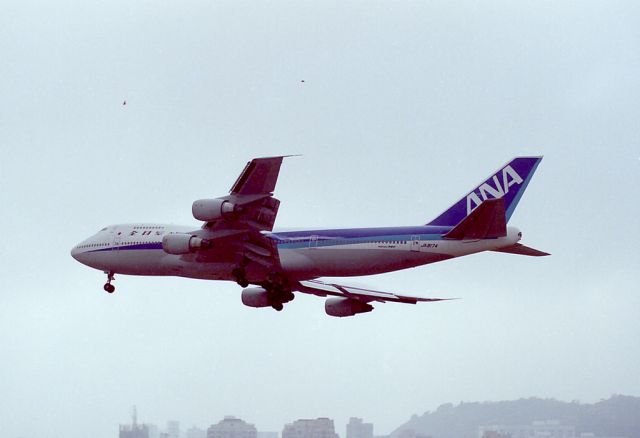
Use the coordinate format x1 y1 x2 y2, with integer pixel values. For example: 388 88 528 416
443 198 506 240
492 243 550 257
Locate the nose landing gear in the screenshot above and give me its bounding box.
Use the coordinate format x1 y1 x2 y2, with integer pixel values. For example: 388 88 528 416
103 271 115 293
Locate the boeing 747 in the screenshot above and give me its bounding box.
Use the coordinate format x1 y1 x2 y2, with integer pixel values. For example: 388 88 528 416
71 156 549 317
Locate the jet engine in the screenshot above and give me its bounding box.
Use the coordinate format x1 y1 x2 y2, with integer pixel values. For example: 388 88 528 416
162 234 208 255
192 198 236 221
241 287 271 308
325 297 373 317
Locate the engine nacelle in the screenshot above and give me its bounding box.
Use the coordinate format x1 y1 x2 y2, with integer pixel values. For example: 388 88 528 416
241 287 272 308
192 198 236 221
162 234 207 255
325 297 374 317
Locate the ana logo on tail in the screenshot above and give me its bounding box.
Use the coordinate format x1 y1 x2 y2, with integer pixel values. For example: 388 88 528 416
466 165 523 215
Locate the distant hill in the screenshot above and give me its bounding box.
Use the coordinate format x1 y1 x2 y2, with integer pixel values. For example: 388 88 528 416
390 395 640 438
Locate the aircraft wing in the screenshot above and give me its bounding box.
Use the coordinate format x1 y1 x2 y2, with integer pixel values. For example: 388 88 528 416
230 155 289 196
295 279 454 304
203 156 292 233
194 156 294 274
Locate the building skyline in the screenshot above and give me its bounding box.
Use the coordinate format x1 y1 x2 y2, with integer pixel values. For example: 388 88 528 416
479 420 575 438
119 407 150 438
167 421 180 438
347 418 373 438
187 426 207 438
207 416 258 438
282 418 339 438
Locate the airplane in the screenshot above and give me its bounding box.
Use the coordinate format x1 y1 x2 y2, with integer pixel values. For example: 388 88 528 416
71 156 549 317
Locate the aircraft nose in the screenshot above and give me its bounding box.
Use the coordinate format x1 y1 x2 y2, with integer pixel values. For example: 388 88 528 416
70 244 80 261
71 240 90 263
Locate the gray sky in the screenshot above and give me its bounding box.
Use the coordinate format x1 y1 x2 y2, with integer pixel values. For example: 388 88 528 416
1 1 639 438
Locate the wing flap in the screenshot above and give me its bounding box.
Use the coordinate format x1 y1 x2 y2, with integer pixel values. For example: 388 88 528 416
242 251 274 268
244 242 272 257
443 198 506 240
296 280 454 304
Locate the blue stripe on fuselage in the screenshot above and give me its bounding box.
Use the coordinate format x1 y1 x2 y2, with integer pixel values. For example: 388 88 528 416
267 226 451 249
87 242 164 253
82 226 452 253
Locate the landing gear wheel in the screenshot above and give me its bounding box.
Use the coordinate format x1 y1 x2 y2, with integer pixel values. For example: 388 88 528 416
103 271 115 293
232 267 249 288
271 302 284 311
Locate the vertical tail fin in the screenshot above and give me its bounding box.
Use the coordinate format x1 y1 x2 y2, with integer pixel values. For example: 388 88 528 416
427 156 543 226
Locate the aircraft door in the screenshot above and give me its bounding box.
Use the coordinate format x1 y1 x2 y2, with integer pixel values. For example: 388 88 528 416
309 235 319 249
410 235 420 252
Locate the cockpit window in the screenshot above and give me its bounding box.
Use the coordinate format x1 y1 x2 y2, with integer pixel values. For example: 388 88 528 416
100 227 108 232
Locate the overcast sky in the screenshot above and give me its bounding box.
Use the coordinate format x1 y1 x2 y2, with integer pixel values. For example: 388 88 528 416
1 2 639 438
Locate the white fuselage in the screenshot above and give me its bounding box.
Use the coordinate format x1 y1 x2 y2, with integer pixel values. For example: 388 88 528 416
71 223 521 283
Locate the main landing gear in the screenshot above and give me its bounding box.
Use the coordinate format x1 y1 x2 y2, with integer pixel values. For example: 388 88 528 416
268 289 295 311
234 266 294 312
103 271 115 293
232 267 249 288
265 273 295 312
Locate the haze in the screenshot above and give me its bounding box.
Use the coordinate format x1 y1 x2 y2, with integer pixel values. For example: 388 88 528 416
1 2 639 438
